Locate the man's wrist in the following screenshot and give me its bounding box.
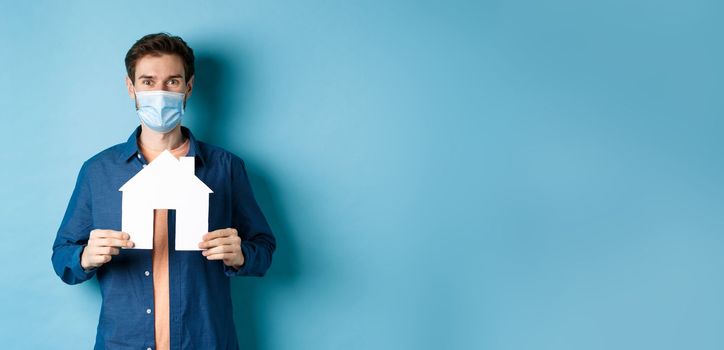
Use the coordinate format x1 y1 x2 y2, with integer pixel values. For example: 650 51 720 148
231 258 245 270
78 245 97 274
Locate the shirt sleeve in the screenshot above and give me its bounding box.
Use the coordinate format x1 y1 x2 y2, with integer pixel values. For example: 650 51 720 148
224 156 277 277
51 161 97 285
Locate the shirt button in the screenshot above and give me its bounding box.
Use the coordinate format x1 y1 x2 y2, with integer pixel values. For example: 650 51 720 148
144 270 150 276
147 348 153 350
142 164 147 168
137 154 141 159
146 308 152 314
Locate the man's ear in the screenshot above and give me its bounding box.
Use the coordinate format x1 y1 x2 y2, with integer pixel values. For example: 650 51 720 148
125 76 135 99
185 75 194 97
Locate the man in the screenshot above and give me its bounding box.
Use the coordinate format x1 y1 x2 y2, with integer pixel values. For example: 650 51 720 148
51 33 276 350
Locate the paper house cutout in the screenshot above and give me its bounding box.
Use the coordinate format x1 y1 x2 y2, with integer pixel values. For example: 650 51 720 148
119 150 213 250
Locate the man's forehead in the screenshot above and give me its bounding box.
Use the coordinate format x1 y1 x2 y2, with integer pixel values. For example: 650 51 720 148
134 54 185 78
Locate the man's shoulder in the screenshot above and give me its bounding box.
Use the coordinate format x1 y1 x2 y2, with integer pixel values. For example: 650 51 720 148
196 140 246 167
82 142 128 168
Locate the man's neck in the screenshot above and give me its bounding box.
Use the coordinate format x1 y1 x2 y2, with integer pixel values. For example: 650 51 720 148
138 124 185 152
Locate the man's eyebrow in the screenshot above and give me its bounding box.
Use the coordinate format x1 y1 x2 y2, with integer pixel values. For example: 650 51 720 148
137 74 184 80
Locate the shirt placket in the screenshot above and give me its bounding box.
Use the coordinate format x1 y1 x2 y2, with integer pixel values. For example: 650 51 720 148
135 152 157 350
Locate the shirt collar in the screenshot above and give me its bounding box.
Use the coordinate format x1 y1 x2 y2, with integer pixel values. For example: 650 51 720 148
118 125 205 166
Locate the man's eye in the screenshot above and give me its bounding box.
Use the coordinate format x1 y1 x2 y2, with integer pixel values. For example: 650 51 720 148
142 80 152 86
168 79 179 85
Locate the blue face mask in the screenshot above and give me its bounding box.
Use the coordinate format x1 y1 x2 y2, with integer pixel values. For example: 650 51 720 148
134 90 186 133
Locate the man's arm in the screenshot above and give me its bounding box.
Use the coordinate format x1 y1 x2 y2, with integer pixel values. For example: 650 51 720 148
51 161 97 285
224 156 276 277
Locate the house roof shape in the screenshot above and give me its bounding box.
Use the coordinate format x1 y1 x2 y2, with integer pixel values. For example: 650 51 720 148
119 149 213 194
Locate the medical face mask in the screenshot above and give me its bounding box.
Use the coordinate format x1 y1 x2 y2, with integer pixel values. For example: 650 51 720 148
134 90 186 133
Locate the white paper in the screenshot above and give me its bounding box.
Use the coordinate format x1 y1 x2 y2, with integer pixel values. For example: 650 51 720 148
119 150 213 251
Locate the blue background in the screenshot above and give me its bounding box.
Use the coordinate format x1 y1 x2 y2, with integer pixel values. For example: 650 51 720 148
1 1 723 349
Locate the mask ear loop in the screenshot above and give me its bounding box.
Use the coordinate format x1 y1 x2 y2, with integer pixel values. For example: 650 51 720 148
131 83 140 111
182 84 190 111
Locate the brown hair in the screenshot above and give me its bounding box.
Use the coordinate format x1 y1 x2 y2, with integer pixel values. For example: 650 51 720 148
125 33 195 84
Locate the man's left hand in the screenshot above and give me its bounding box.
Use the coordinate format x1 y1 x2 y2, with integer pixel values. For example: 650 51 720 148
199 228 245 269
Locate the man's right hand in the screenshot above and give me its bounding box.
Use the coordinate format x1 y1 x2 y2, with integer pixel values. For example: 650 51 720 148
80 229 135 271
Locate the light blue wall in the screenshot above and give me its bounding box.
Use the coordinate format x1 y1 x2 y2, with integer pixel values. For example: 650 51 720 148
1 1 723 349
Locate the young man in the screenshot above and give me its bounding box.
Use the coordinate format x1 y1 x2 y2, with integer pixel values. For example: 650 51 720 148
51 33 276 350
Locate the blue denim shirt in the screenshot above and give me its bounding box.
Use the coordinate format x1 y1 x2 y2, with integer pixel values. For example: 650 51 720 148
51 126 276 349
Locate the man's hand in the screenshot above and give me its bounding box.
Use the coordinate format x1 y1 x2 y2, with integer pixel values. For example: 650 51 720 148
81 229 135 271
199 228 245 269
